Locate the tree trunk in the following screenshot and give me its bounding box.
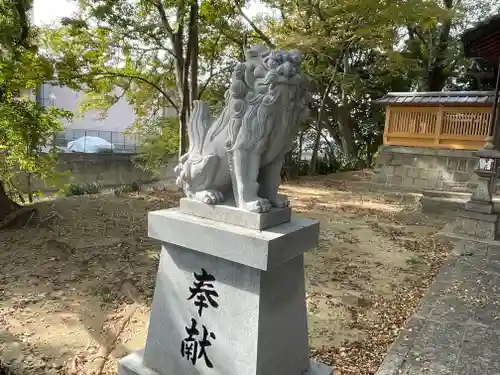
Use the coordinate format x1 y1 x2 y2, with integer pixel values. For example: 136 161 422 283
155 2 193 160
424 0 453 91
316 52 357 162
366 135 374 167
174 1 201 160
0 181 35 229
298 130 303 169
0 182 18 222
308 125 322 176
179 50 191 159
178 110 188 159
189 0 199 105
338 106 356 160
281 151 292 181
339 51 357 160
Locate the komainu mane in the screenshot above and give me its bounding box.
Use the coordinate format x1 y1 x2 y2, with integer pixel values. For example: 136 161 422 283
175 45 311 213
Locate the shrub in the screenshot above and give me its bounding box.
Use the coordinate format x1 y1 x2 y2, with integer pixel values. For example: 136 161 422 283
65 182 101 196
133 117 179 176
65 183 86 196
129 180 142 192
83 181 101 195
113 181 142 196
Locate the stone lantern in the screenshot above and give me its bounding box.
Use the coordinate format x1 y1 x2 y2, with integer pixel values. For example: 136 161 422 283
466 148 500 213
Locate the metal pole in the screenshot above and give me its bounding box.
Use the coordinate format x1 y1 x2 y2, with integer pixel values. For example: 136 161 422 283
490 58 500 141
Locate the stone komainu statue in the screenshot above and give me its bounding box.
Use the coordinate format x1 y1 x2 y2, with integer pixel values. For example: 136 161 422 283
175 45 311 213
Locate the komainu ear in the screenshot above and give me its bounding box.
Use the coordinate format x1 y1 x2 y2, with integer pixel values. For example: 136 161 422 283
244 45 270 60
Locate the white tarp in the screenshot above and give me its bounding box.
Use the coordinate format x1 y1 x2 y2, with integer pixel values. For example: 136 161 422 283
67 136 116 153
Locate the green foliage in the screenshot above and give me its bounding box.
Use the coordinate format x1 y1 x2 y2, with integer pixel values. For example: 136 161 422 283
133 117 179 176
38 0 500 177
0 0 73 200
257 0 500 173
0 98 71 191
42 0 251 158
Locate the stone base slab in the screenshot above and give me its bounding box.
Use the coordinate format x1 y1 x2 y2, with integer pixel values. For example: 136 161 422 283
465 200 494 214
179 198 292 230
420 190 500 215
118 349 333 375
420 195 465 215
437 225 500 246
118 349 159 375
448 210 500 240
303 360 334 375
148 208 319 271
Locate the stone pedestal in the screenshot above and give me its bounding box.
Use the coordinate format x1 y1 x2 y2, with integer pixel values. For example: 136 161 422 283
118 206 333 375
466 172 496 214
441 148 500 241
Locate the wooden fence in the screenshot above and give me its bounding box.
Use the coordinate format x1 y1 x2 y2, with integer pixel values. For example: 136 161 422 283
383 105 492 150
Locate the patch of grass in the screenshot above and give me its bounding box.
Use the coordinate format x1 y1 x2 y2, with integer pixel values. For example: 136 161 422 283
91 284 118 303
65 182 102 196
405 256 421 266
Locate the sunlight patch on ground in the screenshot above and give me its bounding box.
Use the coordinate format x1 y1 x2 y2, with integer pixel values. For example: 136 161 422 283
335 199 403 212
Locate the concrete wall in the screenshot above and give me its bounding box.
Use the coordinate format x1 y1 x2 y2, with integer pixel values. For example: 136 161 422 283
14 153 178 193
371 145 480 192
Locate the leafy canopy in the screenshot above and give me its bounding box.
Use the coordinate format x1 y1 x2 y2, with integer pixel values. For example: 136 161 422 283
0 0 71 196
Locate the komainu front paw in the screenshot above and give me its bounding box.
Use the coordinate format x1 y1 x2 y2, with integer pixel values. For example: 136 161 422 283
269 194 289 208
194 190 224 205
243 198 272 213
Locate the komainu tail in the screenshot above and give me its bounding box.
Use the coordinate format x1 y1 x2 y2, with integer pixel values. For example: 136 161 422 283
187 100 212 155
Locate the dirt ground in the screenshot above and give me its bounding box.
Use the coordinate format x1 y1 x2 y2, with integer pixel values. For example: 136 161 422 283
0 173 452 375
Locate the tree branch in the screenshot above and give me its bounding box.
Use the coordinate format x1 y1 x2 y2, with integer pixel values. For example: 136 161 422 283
145 34 177 58
87 72 178 111
198 66 234 99
426 0 454 90
238 8 276 49
306 123 334 148
13 0 30 49
316 44 351 130
218 29 246 50
411 26 428 47
198 34 222 99
154 1 174 38
313 1 327 22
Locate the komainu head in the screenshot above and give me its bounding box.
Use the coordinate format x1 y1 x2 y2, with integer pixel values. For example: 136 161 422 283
225 46 311 153
242 45 308 97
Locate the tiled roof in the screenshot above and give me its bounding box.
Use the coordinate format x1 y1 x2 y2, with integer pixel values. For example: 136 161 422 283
374 91 497 106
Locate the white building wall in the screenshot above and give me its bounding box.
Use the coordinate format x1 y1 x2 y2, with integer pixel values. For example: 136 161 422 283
36 83 177 152
41 84 137 132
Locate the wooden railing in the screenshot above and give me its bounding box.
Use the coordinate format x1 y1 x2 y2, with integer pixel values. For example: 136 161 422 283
383 105 492 150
